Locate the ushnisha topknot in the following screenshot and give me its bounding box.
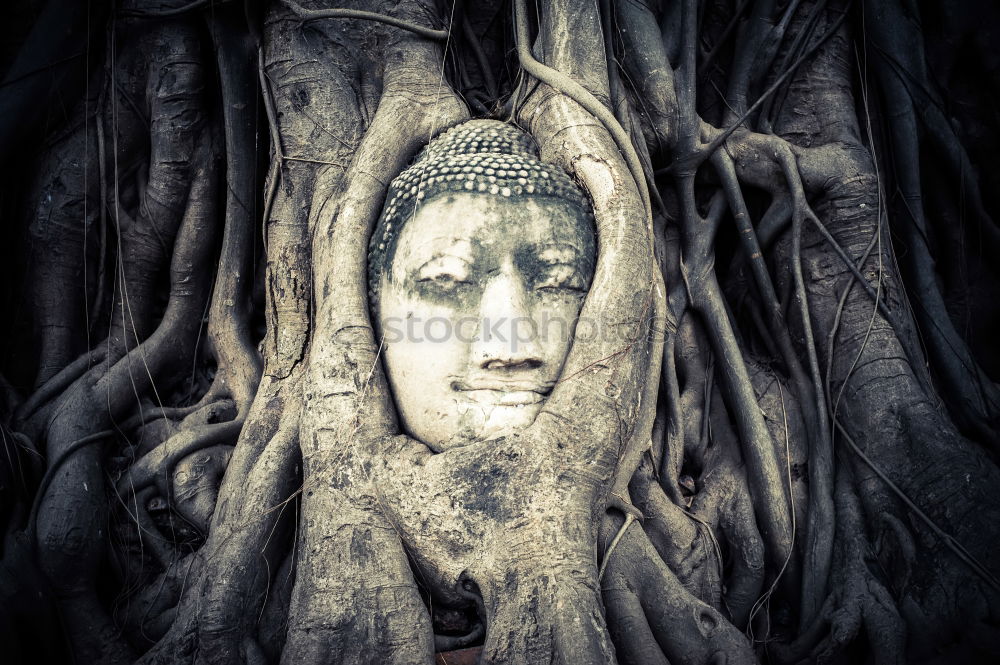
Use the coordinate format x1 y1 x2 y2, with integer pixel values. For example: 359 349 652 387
368 119 595 307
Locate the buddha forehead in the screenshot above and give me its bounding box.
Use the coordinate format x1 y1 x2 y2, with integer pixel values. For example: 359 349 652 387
387 193 594 283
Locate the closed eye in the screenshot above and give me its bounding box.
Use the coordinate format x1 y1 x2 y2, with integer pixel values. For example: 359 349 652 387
418 273 469 285
535 264 587 292
537 281 586 293
415 254 472 287
416 273 472 293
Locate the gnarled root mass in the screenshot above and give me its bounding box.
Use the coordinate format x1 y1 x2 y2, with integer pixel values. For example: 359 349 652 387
1 1 999 664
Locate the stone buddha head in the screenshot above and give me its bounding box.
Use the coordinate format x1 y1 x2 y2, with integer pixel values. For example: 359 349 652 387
369 120 596 452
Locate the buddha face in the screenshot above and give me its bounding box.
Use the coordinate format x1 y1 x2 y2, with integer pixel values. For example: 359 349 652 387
376 192 595 451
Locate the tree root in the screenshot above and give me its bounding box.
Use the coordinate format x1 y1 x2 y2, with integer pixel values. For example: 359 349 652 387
285 41 466 665
667 4 796 574
23 104 101 388
102 18 208 357
282 0 450 41
204 3 265 417
601 509 757 665
136 373 301 665
170 444 234 533
117 554 198 648
27 429 112 534
772 466 905 665
29 129 220 664
121 486 177 569
864 0 1000 445
117 418 244 499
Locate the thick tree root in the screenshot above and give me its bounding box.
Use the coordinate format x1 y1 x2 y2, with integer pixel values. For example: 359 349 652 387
601 510 757 665
773 468 905 665
29 132 220 664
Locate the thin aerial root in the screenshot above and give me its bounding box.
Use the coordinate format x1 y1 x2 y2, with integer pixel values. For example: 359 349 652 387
598 511 637 582
790 199 836 628
513 0 651 224
282 0 450 41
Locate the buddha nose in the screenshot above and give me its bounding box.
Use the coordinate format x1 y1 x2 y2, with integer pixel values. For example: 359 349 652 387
473 269 543 371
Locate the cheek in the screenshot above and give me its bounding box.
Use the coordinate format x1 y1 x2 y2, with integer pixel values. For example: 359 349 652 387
379 295 468 380
531 294 587 357
379 292 450 341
